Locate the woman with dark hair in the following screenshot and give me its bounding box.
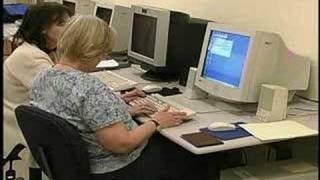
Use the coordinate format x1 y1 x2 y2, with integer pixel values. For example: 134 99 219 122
4 2 71 179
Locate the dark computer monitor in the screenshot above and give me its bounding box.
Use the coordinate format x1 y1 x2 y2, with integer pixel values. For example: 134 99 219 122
131 13 157 59
128 5 207 82
62 0 75 16
94 4 113 24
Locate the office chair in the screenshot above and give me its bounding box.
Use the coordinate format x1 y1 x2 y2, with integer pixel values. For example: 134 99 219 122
2 143 26 180
15 105 92 180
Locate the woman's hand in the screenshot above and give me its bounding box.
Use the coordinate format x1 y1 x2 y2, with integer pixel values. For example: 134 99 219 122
129 102 157 117
121 88 146 103
151 107 187 129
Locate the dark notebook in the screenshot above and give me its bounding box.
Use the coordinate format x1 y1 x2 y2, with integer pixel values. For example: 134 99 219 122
180 132 223 147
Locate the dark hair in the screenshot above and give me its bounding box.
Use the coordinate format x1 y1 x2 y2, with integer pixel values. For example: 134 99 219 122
12 2 71 53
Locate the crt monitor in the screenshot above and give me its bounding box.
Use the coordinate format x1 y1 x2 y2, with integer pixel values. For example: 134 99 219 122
194 22 311 103
74 2 131 53
93 4 131 52
75 0 96 16
62 0 75 16
109 5 131 53
42 0 62 3
128 5 207 81
94 4 113 24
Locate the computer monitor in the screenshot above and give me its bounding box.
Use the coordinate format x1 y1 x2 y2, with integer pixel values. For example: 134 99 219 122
194 22 311 103
128 5 207 81
108 5 131 53
62 0 75 16
94 3 113 24
75 0 96 16
90 4 131 53
41 0 62 3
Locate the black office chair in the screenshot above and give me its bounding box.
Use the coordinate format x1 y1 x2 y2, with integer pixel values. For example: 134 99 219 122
15 105 92 180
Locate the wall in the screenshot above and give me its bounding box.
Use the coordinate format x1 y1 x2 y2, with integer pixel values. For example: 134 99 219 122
99 0 318 100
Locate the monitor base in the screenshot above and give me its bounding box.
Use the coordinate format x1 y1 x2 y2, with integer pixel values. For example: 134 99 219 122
141 71 179 82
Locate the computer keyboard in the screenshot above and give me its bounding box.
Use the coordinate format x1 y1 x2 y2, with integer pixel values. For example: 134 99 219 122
129 94 196 120
90 70 138 91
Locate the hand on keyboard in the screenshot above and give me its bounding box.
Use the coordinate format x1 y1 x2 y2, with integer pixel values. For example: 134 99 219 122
129 102 157 117
151 109 187 129
121 88 146 103
129 94 196 120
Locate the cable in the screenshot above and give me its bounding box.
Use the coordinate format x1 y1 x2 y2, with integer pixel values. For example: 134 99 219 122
241 149 248 165
289 107 318 112
287 113 318 116
296 95 319 103
267 146 272 161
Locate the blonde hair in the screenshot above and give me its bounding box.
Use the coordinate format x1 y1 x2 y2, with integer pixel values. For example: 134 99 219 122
57 15 115 62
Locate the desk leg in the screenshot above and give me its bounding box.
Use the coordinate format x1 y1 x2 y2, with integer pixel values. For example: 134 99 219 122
269 141 292 161
207 159 221 180
203 152 224 180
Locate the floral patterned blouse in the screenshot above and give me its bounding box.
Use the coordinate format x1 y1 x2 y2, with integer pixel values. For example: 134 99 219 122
30 68 147 174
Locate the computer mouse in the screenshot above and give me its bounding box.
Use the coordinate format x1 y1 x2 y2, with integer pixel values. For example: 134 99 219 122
208 122 236 131
142 85 162 93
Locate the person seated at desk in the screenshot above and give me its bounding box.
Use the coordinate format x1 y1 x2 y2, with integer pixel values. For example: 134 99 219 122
3 3 71 179
30 16 218 180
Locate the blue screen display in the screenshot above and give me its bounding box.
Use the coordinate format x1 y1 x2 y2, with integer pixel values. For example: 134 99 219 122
202 30 251 87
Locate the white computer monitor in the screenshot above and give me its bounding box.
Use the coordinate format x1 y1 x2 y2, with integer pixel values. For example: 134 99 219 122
91 3 131 52
194 22 311 103
42 0 62 3
94 3 113 24
75 0 96 16
128 5 171 70
62 0 76 16
109 5 131 52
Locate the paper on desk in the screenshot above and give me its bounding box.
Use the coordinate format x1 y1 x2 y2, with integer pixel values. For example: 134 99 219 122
239 120 317 141
96 59 119 68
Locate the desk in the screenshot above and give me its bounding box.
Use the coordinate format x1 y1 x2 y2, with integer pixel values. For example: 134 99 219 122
111 65 318 155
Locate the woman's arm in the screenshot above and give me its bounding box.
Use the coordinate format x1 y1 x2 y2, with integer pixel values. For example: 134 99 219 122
95 111 186 154
95 120 157 154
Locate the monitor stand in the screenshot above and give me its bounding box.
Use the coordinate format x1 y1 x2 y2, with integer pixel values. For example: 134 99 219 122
141 71 179 82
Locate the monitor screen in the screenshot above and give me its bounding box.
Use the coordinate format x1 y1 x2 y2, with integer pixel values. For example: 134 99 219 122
95 7 112 24
63 1 75 16
201 30 250 87
131 13 157 59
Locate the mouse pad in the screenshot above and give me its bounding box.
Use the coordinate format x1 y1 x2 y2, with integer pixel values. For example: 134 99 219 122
180 132 223 147
200 122 252 140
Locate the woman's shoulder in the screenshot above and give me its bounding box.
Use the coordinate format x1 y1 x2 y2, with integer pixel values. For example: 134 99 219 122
48 69 106 88
74 70 107 87
73 71 113 94
6 42 53 66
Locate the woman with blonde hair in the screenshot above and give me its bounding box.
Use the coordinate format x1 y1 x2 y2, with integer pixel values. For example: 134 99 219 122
31 15 217 180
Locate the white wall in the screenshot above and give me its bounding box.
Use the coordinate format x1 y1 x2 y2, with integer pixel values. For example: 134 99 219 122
101 0 318 100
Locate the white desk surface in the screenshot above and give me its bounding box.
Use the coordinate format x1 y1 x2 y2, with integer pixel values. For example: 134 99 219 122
111 65 319 154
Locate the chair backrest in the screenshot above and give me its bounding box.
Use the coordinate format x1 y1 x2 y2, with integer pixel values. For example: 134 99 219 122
15 105 92 180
